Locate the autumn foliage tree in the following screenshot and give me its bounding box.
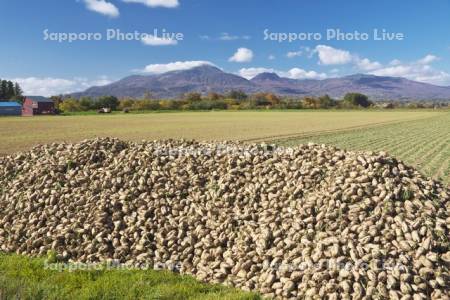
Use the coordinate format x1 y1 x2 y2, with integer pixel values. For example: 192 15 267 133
207 92 223 101
184 92 202 102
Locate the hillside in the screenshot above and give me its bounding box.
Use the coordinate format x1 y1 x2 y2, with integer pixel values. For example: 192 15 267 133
72 66 450 100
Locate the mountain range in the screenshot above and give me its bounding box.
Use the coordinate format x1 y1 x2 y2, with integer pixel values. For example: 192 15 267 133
72 65 450 101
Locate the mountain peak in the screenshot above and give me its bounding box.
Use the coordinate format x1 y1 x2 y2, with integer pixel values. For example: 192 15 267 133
170 64 223 74
72 68 450 100
344 73 373 79
251 72 282 81
343 73 404 84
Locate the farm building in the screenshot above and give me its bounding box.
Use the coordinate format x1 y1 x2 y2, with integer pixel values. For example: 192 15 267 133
22 96 55 116
0 102 22 116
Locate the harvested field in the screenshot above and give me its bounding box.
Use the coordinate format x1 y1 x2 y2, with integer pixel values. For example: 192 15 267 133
0 110 439 155
280 113 450 185
1 138 449 299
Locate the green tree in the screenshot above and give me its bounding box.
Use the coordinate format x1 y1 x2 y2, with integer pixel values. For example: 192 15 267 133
0 80 8 99
187 100 227 110
11 83 24 103
281 98 303 109
0 80 23 100
60 98 82 112
251 93 272 107
119 98 135 111
132 99 160 110
79 97 94 111
159 100 181 110
318 95 336 108
14 83 23 97
342 93 372 108
6 81 15 99
227 90 248 101
50 95 63 110
96 96 119 110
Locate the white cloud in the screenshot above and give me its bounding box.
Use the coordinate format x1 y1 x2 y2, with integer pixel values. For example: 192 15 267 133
12 76 113 96
372 65 410 77
122 0 179 8
369 57 450 86
285 68 327 80
238 67 326 80
310 47 449 85
268 54 275 60
83 0 119 17
315 45 352 65
328 68 340 77
314 45 380 71
138 61 215 74
286 50 302 58
229 48 253 63
417 54 438 65
312 46 447 84
141 35 177 46
238 68 276 79
87 76 113 87
308 48 450 85
355 57 382 71
389 59 402 66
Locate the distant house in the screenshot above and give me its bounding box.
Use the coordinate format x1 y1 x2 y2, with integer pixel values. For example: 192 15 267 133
0 101 22 116
22 96 55 116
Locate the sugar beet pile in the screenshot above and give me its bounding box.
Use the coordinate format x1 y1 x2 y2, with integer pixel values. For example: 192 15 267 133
0 138 449 299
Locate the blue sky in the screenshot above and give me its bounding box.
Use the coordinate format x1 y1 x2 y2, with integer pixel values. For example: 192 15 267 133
1 0 450 96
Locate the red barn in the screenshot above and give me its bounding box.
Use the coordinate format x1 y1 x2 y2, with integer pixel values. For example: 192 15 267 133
22 96 55 116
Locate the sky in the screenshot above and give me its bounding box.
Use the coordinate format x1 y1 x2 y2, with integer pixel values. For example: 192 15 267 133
1 0 450 96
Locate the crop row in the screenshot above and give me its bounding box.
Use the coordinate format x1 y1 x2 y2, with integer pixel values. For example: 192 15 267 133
281 113 450 184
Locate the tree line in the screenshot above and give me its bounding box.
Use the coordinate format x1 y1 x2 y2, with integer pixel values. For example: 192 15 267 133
54 95 119 112
0 79 23 102
57 92 376 113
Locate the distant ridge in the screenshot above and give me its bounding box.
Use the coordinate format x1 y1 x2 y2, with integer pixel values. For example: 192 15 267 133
72 65 450 100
